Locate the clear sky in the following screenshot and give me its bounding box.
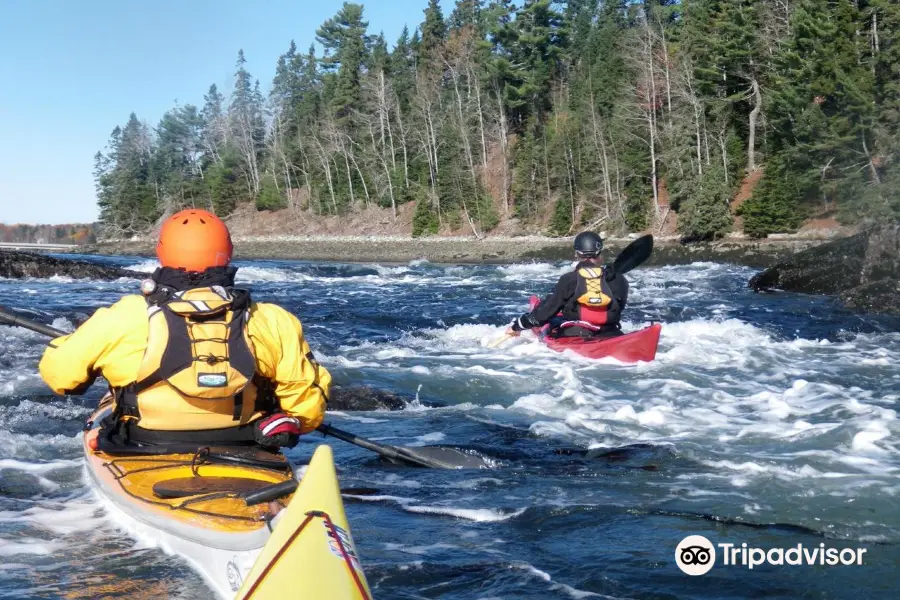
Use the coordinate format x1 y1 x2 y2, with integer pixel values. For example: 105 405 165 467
0 0 429 225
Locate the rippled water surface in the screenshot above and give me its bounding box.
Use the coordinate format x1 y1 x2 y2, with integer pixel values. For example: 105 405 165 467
1 254 898 599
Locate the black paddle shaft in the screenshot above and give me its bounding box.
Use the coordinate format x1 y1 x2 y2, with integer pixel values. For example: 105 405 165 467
0 306 67 338
316 423 460 469
608 234 654 279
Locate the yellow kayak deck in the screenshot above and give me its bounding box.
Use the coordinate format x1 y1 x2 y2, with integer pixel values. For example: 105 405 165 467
86 439 295 532
83 415 372 599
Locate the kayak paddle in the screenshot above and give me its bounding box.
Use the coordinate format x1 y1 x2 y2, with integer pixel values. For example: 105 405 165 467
487 331 518 348
607 234 654 279
317 423 490 469
0 306 70 338
488 233 655 347
0 306 493 470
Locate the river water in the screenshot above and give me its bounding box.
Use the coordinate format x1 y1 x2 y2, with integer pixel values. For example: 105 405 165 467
1 254 898 599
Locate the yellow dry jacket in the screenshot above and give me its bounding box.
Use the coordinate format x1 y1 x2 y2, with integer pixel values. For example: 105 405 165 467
39 291 330 433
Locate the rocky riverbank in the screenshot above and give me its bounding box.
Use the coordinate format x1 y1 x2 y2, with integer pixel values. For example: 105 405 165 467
750 224 900 316
0 250 135 280
75 234 831 269
8 230 898 318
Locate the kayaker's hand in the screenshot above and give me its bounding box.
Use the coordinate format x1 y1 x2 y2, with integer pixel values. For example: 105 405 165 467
505 327 520 337
254 413 302 448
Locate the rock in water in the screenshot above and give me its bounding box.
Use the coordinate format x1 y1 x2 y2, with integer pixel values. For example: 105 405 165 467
328 385 412 411
0 250 135 280
749 225 900 315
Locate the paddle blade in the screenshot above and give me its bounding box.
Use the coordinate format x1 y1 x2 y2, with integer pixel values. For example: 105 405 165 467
611 234 654 276
388 446 494 470
487 332 515 348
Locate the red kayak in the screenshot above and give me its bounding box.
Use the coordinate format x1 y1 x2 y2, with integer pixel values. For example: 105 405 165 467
527 295 661 362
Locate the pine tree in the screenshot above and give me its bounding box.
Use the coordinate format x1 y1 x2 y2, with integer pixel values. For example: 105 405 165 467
766 0 874 216
391 26 417 114
739 157 804 238
868 0 900 208
678 163 733 240
420 0 447 72
316 3 370 124
100 114 158 233
449 0 482 32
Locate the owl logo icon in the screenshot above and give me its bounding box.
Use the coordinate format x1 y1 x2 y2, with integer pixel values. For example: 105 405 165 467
676 535 715 575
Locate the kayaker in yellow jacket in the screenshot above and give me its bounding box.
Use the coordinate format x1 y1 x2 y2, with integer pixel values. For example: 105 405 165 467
39 209 330 449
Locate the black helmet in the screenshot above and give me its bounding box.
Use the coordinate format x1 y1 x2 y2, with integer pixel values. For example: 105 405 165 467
574 231 603 257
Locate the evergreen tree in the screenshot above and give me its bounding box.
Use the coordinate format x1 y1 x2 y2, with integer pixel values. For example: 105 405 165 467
391 26 417 113
678 163 733 240
739 157 804 238
419 0 447 72
449 0 482 32
766 1 874 213
94 0 900 239
316 3 369 123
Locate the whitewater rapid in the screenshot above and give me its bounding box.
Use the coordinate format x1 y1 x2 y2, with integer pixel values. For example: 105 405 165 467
1 255 898 598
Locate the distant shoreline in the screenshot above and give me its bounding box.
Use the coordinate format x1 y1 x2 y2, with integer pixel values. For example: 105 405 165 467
72 233 843 269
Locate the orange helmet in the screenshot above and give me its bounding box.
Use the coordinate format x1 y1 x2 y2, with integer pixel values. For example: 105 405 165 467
156 209 233 272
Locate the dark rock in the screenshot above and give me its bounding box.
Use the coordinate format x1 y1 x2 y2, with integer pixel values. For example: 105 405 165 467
840 279 900 313
328 385 412 411
0 250 136 280
749 224 900 315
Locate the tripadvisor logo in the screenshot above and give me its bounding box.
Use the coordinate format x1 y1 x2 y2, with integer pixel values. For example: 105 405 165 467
675 535 868 575
676 535 716 576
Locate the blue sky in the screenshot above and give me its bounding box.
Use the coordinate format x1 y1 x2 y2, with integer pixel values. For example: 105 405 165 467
0 0 429 225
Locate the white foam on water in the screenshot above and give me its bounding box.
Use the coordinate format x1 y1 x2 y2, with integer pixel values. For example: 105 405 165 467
315 353 381 369
382 542 459 554
341 494 415 503
324 286 900 520
497 262 574 281
0 539 66 557
341 491 526 522
0 495 107 536
0 458 82 474
236 265 324 283
325 412 388 424
374 265 412 277
404 505 527 522
128 259 160 273
0 431 81 460
452 478 506 490
511 562 609 599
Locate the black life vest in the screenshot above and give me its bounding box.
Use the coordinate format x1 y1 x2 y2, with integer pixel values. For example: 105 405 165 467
114 285 270 431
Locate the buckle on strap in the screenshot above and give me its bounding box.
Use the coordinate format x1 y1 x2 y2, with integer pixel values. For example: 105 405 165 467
112 386 141 419
233 390 244 421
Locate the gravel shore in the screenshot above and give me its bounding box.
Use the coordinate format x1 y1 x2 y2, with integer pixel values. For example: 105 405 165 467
74 233 835 268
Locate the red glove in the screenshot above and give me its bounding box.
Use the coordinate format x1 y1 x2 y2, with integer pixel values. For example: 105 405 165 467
254 413 302 448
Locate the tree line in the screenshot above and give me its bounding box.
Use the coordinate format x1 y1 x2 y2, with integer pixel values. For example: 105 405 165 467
94 0 900 240
0 224 95 245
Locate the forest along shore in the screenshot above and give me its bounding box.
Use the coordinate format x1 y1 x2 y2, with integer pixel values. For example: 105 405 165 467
73 235 831 268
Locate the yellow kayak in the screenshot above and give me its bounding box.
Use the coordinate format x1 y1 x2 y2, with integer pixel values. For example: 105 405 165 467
83 406 372 599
